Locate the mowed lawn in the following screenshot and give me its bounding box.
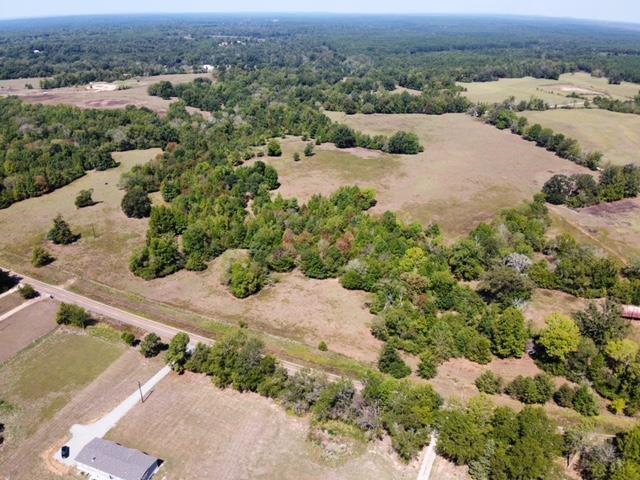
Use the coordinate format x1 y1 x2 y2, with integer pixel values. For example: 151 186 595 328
0 330 124 453
523 108 640 166
459 71 640 105
107 373 418 480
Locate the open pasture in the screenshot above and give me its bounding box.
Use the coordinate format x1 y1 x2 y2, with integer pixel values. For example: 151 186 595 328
458 71 640 105
523 108 640 166
310 112 590 237
0 73 210 115
107 372 418 480
0 299 58 363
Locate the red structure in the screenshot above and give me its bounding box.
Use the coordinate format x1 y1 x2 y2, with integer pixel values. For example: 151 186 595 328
622 305 640 320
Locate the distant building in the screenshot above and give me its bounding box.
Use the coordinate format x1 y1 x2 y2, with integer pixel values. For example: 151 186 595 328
88 82 117 91
74 438 161 480
623 305 640 321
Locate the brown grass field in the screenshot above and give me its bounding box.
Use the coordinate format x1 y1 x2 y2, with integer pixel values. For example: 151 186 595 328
0 291 24 315
548 200 640 263
459 71 640 105
0 299 58 363
0 73 210 116
523 108 640 166
107 372 419 480
318 112 590 237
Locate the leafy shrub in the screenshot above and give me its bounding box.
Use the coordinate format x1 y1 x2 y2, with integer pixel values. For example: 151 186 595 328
475 371 503 394
18 284 38 299
75 189 95 208
227 259 267 298
121 186 151 218
56 303 91 328
378 344 411 378
506 374 555 404
121 331 136 346
417 350 439 379
31 246 54 267
47 215 79 244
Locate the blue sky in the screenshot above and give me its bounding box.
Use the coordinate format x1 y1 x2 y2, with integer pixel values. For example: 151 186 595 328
2 0 639 23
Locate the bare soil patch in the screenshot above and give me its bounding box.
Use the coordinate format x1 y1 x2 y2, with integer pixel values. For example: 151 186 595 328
0 299 58 362
107 372 418 480
524 289 591 332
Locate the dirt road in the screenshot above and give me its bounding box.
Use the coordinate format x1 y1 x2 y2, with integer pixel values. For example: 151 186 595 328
4 268 338 380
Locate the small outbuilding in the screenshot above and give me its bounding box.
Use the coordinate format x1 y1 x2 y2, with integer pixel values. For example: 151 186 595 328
74 438 160 480
623 305 640 321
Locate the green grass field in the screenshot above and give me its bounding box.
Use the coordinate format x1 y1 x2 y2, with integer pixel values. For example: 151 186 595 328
0 330 124 446
459 71 640 105
523 108 640 166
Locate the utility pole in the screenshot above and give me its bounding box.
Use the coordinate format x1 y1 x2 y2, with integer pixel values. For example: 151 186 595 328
138 381 144 403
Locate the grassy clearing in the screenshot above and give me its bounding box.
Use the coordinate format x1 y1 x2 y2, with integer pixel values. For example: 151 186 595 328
0 291 24 315
523 108 640 166
458 71 640 105
0 329 124 450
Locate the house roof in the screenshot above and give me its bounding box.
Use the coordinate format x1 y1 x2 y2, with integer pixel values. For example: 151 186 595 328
75 438 159 480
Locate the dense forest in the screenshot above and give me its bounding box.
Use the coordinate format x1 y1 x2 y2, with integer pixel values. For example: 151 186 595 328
4 15 640 86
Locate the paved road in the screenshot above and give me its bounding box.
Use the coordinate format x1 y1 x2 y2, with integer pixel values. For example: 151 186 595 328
54 365 172 466
5 268 335 379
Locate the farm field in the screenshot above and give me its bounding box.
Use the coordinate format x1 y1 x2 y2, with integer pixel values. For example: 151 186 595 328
107 372 419 480
0 73 210 115
458 71 640 105
0 328 125 473
523 108 640 166
319 112 589 237
0 346 163 480
0 299 58 362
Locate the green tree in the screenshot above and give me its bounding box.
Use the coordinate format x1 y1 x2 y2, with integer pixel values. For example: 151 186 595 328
56 303 91 328
227 259 267 298
574 301 628 348
139 332 162 358
121 331 136 346
166 332 190 373
539 313 581 362
417 350 439 379
491 308 528 358
121 186 151 218
47 215 79 244
293 152 301 162
18 284 38 299
478 267 534 307
386 131 423 154
572 385 599 416
31 246 54 267
267 139 282 156
74 189 95 208
378 344 411 378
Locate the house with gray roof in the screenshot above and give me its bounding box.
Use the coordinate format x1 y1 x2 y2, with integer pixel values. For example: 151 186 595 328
73 437 161 480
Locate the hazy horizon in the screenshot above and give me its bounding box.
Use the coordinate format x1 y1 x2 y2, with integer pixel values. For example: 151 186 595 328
2 1 639 24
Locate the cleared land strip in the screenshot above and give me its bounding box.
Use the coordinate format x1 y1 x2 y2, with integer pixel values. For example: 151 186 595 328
3 267 341 381
0 285 19 300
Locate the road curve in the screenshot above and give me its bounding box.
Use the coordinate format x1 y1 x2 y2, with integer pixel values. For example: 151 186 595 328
5 268 335 379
